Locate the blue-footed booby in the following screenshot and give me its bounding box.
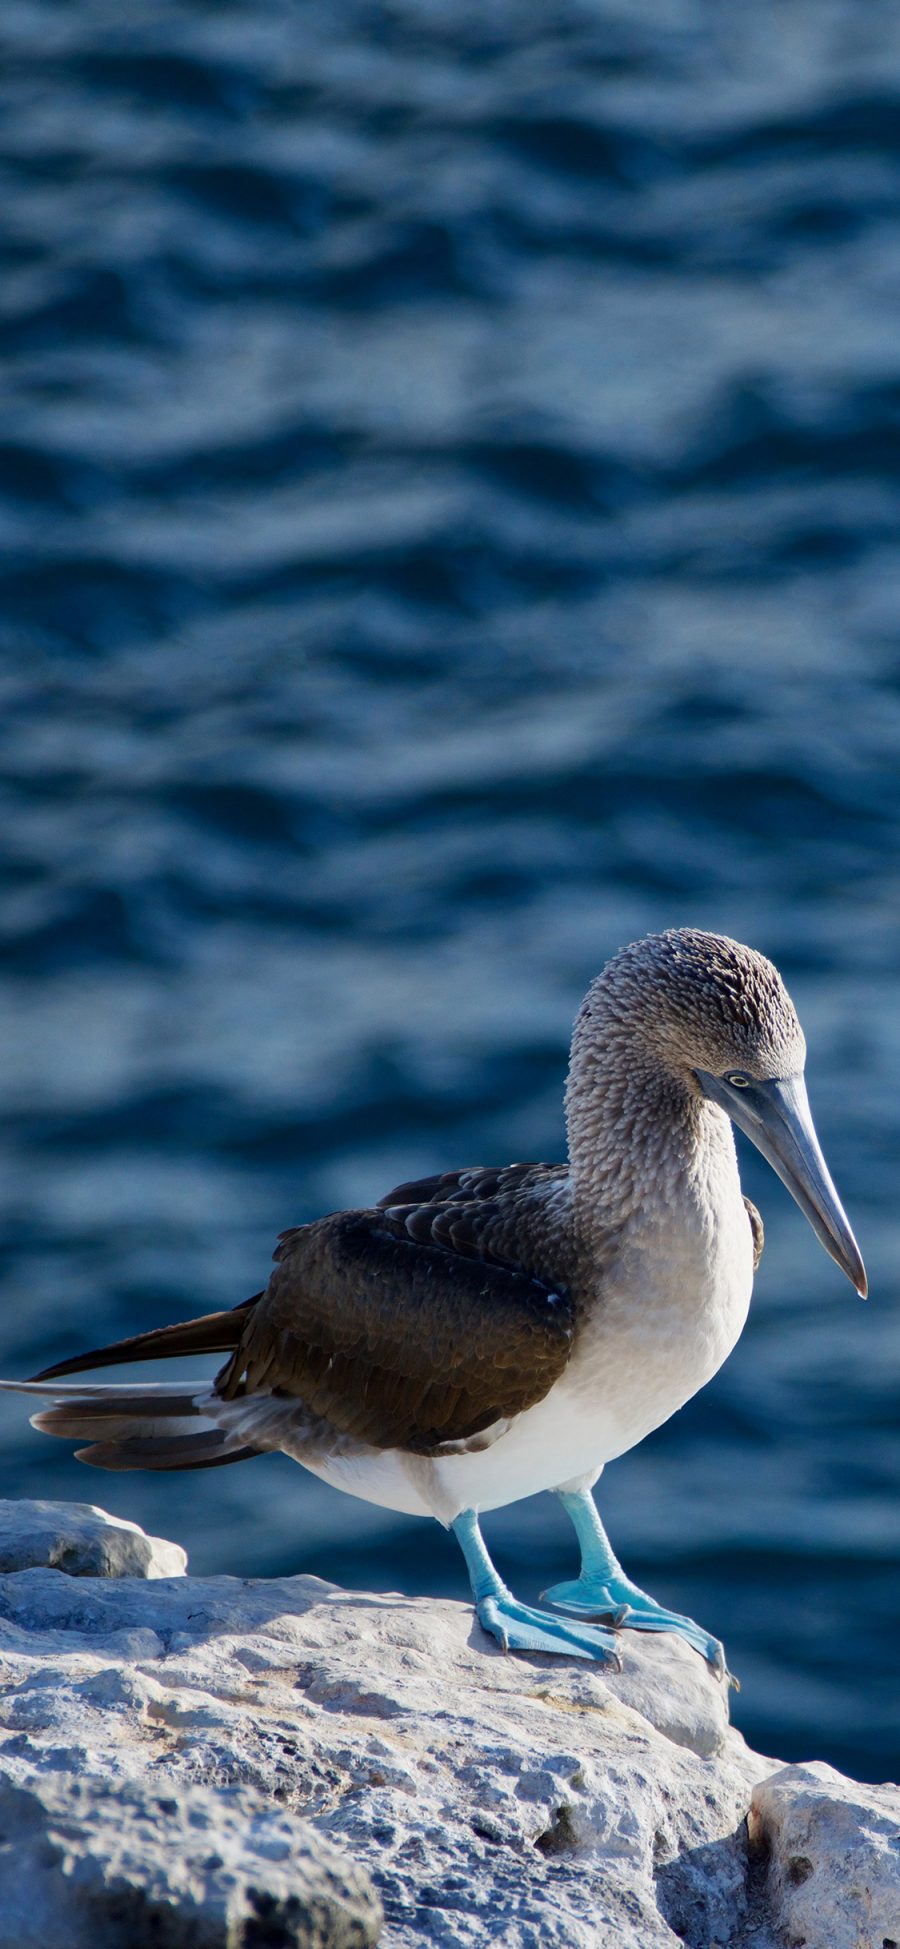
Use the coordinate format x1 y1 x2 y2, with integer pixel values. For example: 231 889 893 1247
1 930 866 1676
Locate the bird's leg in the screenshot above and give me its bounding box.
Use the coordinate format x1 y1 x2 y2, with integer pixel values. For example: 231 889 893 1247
451 1508 622 1666
543 1487 730 1680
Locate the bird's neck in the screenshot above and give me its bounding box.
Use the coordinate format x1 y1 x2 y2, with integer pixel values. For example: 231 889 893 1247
564 1022 725 1238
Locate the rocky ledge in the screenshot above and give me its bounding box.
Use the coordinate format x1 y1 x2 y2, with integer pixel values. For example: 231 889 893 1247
0 1501 895 1949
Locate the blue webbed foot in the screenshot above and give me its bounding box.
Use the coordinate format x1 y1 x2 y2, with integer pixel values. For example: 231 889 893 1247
549 1488 736 1684
542 1573 732 1683
475 1588 623 1666
451 1507 622 1667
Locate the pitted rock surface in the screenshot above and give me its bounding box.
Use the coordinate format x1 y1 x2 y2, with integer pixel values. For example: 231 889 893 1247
0 1503 895 1948
0 1498 186 1579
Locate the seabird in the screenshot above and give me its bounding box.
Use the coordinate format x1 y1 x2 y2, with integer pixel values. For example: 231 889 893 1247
1 929 866 1675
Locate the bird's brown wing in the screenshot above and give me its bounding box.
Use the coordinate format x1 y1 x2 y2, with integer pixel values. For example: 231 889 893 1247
744 1196 764 1270
376 1159 571 1268
216 1203 574 1454
376 1161 559 1213
32 1165 575 1460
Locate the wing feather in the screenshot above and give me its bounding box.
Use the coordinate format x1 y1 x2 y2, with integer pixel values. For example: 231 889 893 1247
20 1166 576 1468
744 1196 764 1270
217 1207 573 1453
374 1161 572 1282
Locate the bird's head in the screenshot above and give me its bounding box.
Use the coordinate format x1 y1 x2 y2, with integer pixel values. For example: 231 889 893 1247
586 928 867 1297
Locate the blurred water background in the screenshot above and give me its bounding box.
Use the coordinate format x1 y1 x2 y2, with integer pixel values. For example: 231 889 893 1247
1 0 899 1782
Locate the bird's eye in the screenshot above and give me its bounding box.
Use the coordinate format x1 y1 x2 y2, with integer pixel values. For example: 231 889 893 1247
725 1071 750 1088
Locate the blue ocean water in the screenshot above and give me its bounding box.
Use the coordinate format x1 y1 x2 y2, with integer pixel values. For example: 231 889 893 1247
0 0 899 1783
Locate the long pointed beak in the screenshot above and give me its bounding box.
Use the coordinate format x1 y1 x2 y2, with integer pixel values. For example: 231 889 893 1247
694 1070 867 1297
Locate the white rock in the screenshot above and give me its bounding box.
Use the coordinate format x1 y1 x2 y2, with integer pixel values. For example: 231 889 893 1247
0 1501 894 1949
750 1761 900 1949
0 1500 186 1580
0 1769 381 1949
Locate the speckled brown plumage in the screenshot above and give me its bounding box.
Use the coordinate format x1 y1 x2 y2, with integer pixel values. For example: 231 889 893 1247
215 1203 574 1451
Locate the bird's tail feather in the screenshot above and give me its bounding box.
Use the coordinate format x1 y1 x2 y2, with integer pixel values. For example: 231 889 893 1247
29 1301 258 1384
0 1377 263 1472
